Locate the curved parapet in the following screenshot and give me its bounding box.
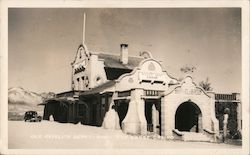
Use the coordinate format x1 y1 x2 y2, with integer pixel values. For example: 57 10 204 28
161 76 219 140
115 58 178 92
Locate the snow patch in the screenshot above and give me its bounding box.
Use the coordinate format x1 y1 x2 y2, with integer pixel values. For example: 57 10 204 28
102 109 120 130
8 121 241 149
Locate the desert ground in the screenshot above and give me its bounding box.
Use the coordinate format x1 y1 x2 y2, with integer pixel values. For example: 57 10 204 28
8 121 241 150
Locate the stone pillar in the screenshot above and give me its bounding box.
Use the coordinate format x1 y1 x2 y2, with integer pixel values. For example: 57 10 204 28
102 92 120 130
102 108 120 130
161 96 174 139
122 89 147 135
160 96 166 136
208 92 219 137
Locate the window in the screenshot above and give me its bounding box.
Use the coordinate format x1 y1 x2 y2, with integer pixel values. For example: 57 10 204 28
85 76 89 87
141 80 151 83
79 49 82 58
144 90 162 96
77 78 80 90
154 81 164 84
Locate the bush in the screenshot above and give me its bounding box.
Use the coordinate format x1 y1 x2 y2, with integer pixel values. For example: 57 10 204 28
231 130 242 140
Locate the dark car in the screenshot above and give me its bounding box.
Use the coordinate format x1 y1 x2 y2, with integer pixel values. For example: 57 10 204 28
24 111 42 122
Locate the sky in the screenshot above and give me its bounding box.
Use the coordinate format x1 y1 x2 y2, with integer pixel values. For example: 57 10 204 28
8 8 241 94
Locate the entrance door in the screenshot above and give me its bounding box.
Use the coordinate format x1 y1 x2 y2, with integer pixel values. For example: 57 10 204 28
144 99 161 133
175 101 202 132
145 101 153 132
115 100 129 128
77 102 89 125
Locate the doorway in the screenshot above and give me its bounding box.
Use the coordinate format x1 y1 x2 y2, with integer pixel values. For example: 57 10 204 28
175 101 202 132
115 100 129 128
77 101 89 125
144 99 161 134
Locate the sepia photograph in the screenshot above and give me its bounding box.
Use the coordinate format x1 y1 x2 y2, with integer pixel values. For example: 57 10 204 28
1 1 249 155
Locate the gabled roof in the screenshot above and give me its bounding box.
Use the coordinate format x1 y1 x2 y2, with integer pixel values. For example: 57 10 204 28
39 97 75 105
97 53 144 70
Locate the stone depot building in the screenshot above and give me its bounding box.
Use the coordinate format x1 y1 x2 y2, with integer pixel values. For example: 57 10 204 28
41 42 241 142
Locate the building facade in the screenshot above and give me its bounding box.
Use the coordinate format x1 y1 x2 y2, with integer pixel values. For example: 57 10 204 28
42 41 241 142
40 13 241 142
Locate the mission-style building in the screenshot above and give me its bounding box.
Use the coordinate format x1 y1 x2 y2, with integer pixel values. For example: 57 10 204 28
40 14 241 142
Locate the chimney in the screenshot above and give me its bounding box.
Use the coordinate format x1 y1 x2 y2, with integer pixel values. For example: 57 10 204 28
120 44 128 64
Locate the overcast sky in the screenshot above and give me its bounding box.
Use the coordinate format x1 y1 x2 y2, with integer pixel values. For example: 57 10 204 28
8 8 241 94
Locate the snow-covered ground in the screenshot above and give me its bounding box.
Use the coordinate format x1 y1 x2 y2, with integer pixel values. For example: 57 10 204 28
8 121 241 149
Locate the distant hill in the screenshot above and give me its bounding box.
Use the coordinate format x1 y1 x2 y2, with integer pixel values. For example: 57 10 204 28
8 87 55 120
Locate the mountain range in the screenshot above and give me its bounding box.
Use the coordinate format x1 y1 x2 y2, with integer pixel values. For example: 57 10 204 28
8 87 55 120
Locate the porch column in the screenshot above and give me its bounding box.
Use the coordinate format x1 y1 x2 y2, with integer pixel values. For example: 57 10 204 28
236 93 241 131
161 95 174 139
237 102 241 131
122 89 147 135
152 104 159 134
102 92 120 130
208 92 219 137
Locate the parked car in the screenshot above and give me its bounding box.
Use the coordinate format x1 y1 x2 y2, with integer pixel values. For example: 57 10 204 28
24 111 42 122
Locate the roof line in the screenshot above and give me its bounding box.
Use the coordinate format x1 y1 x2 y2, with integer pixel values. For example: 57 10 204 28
91 51 143 59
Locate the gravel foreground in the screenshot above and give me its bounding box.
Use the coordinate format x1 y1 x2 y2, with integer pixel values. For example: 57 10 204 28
8 121 241 149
